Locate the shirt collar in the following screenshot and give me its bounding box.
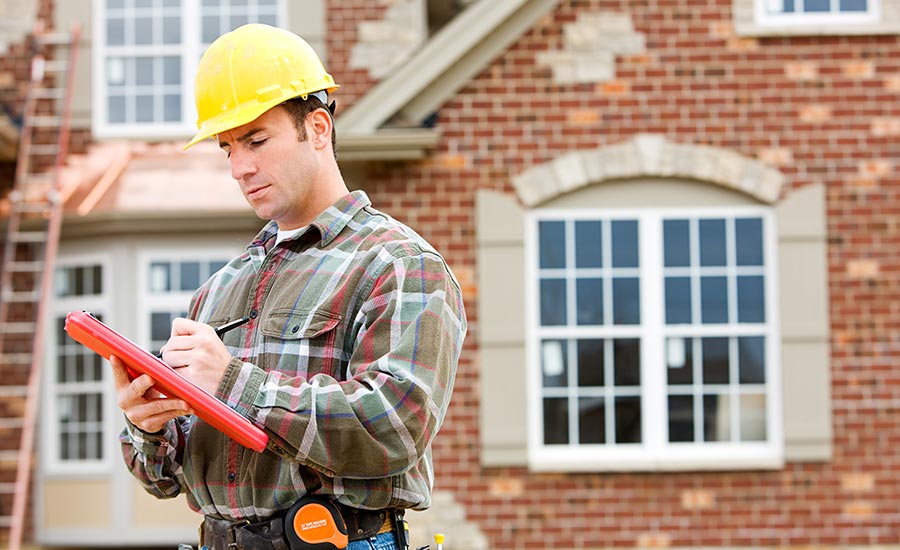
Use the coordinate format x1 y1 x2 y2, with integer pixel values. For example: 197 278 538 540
249 190 371 249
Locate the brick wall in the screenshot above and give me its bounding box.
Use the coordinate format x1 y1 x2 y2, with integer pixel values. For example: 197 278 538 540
330 0 900 548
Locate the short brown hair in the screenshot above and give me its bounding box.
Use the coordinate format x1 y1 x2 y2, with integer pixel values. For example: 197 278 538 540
279 95 337 159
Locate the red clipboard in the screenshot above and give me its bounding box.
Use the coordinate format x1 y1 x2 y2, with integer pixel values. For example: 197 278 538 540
64 310 269 453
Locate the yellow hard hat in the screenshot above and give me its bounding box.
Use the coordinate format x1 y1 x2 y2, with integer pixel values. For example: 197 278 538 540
185 23 339 149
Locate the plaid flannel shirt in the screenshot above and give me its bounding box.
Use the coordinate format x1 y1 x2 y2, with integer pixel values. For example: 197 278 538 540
120 191 467 521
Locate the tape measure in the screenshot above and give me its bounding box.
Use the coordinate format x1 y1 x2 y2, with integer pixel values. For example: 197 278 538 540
283 496 349 550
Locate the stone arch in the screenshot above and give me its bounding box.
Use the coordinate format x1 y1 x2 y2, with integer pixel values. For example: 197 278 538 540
512 134 785 207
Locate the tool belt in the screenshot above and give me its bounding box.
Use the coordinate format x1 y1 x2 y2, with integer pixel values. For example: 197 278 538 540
200 499 399 550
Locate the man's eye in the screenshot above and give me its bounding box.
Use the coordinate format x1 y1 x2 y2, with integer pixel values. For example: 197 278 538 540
250 138 267 147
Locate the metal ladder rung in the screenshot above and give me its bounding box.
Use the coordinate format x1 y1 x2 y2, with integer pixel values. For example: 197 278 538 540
11 231 49 243
34 32 74 46
29 144 59 156
0 386 28 397
10 201 52 214
31 88 65 100
0 418 24 430
1 290 40 302
43 60 69 73
0 354 33 365
0 322 37 334
7 261 44 273
28 115 61 127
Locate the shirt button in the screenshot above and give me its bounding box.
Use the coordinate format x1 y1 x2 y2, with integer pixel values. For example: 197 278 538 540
291 325 300 333
249 309 258 319
227 472 236 483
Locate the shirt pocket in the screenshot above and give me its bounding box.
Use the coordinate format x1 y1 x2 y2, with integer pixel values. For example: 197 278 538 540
259 308 343 379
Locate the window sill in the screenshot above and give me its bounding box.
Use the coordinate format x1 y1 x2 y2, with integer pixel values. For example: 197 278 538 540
529 444 784 472
734 19 900 36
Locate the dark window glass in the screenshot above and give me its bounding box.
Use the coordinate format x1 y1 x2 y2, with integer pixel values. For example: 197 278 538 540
613 338 641 386
699 219 727 266
614 397 641 443
543 398 569 445
209 259 227 274
576 278 603 325
540 278 567 326
668 395 694 442
577 339 605 387
663 219 690 267
575 221 602 268
737 276 765 323
539 221 566 268
612 277 640 325
151 312 171 341
180 261 201 291
805 0 830 10
702 337 730 384
611 220 639 268
700 276 728 324
738 336 766 384
665 276 691 324
703 394 731 442
578 397 605 444
840 0 867 10
667 337 694 385
541 340 568 388
735 218 763 266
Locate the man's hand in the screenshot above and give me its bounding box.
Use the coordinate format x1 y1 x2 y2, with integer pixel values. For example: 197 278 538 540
111 355 192 433
160 317 233 396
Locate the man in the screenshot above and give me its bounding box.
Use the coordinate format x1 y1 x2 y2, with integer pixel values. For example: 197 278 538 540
111 23 466 550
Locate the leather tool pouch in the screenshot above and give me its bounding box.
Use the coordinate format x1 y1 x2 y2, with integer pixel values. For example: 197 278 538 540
283 496 349 550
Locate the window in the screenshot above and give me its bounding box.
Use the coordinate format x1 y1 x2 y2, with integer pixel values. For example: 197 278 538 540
46 260 112 472
94 0 284 138
140 255 230 354
755 0 879 27
528 208 781 470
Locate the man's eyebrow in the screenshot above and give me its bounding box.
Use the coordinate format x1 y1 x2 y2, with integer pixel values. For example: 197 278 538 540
219 127 265 149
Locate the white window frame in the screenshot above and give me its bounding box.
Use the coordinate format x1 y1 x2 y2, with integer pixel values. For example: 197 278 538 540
137 248 238 350
92 0 286 139
526 206 783 472
754 0 880 27
43 254 116 475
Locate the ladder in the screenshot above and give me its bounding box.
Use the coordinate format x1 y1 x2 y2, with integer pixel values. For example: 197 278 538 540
0 24 80 550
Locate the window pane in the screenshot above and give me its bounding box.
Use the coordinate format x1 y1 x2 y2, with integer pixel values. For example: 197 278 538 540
663 219 690 267
740 394 767 441
577 338 604 387
805 0 830 10
163 56 181 85
107 17 125 46
703 394 731 442
91 266 103 294
668 395 694 442
702 337 729 384
614 397 641 443
203 15 220 42
576 278 603 325
739 336 766 384
612 277 640 325
162 16 181 44
700 276 728 324
699 219 726 266
666 337 693 385
136 94 154 122
230 14 249 28
578 397 605 444
574 221 602 268
180 261 201 290
150 262 171 292
209 259 227 274
613 338 640 386
737 276 765 323
665 276 691 324
541 340 568 388
540 278 567 326
611 220 638 268
543 398 569 445
151 312 171 342
135 57 154 85
840 0 867 10
735 218 763 266
164 94 181 122
135 16 154 44
539 221 566 268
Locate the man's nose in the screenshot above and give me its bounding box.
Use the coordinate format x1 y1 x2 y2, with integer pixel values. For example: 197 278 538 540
230 148 257 181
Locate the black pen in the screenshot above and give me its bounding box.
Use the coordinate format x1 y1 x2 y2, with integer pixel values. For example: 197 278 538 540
214 316 251 338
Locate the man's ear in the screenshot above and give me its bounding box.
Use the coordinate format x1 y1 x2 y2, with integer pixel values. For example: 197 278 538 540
307 109 333 151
